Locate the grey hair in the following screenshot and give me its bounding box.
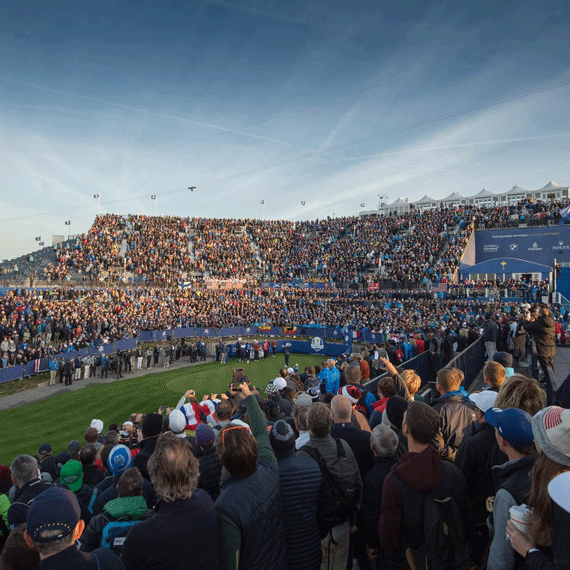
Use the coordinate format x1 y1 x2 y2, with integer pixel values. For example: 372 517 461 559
370 425 398 457
10 454 39 487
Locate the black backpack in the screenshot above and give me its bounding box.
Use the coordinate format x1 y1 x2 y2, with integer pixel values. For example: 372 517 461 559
393 462 470 570
301 439 360 541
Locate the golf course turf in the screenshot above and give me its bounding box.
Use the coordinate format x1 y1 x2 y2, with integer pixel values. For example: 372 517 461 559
0 353 325 464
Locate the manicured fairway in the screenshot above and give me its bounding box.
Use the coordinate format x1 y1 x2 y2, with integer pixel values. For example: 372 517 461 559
0 354 325 465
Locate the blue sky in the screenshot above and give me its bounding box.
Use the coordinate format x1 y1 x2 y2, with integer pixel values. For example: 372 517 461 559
1 0 569 259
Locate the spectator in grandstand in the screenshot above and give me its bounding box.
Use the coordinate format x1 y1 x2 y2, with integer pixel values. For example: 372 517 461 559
381 396 409 459
483 360 508 391
363 424 399 566
293 404 311 450
484 313 499 361
132 413 163 480
121 434 216 570
369 376 397 430
37 443 57 482
297 402 362 570
195 423 222 502
505 406 570 569
431 367 477 462
269 420 322 570
494 374 547 416
80 467 153 554
0 522 41 570
485 407 537 570
79 444 105 487
24 487 124 569
58 460 95 524
342 363 377 415
379 401 470 569
215 382 286 570
7 455 53 531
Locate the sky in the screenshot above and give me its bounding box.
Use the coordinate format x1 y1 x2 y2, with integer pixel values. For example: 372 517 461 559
1 0 570 260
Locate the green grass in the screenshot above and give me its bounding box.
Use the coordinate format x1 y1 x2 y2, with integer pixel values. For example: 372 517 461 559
0 354 325 465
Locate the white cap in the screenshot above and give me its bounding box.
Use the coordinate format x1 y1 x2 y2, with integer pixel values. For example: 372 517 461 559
122 421 134 427
287 367 294 374
548 471 570 514
168 409 187 434
273 378 287 391
470 390 498 413
90 419 104 434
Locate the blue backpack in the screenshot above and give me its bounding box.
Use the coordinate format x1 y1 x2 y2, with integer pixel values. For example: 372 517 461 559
100 520 139 555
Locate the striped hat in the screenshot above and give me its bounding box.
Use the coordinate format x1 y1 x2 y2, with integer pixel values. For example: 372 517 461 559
532 407 570 467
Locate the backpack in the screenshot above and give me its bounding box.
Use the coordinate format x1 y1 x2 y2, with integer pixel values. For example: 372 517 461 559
300 439 359 541
100 519 140 555
393 462 470 570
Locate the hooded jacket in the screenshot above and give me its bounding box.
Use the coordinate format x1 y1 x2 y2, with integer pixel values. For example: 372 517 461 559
80 495 152 553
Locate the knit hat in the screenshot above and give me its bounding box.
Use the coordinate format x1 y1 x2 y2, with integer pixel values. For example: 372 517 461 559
59 460 83 492
384 396 408 430
532 407 570 467
265 383 279 397
107 444 133 476
168 410 187 434
296 393 313 408
27 487 80 543
142 413 163 438
269 420 296 455
90 419 104 434
195 423 216 447
68 440 81 454
341 385 362 404
470 391 498 414
485 407 534 449
493 352 513 368
273 378 287 391
38 443 52 456
548 471 570 514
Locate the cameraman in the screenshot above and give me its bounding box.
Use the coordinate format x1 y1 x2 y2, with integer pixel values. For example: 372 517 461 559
521 303 556 402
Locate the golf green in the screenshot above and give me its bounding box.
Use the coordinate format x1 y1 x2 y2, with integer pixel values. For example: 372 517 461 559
0 354 325 465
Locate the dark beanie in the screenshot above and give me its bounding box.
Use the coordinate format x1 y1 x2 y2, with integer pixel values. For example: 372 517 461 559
142 413 163 438
386 396 408 430
269 420 296 456
493 351 513 368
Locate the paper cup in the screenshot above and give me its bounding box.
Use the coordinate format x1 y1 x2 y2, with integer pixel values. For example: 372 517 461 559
509 504 532 533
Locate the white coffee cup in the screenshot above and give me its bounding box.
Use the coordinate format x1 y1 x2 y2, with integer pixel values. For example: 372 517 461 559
509 504 532 533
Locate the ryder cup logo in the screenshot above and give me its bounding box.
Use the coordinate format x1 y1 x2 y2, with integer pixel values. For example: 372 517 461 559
310 337 325 352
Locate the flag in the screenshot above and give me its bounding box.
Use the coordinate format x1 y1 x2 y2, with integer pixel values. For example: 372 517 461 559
284 326 297 335
35 236 41 241
33 359 41 373
260 200 264 205
65 220 71 225
301 201 305 206
93 193 100 198
151 195 156 200
39 242 44 246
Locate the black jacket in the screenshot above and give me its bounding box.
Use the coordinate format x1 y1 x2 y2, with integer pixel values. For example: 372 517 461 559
363 455 397 550
197 447 223 502
132 436 159 480
40 544 125 570
7 478 53 530
454 421 496 525
83 464 106 487
121 490 217 570
484 319 498 342
431 392 477 462
523 315 556 358
330 423 374 480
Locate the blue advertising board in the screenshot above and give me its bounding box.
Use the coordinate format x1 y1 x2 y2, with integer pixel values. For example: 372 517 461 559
475 226 570 266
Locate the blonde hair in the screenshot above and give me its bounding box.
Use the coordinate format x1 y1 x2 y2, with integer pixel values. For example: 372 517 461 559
494 374 546 415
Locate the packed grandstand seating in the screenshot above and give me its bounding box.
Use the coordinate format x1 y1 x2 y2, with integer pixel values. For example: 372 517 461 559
1 199 570 569
0 197 563 290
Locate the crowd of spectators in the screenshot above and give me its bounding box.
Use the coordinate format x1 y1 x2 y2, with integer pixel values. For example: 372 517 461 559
1 336 569 570
35 197 568 291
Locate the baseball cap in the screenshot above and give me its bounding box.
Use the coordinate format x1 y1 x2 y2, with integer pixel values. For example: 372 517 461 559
485 407 534 449
548 471 570 514
27 487 81 543
470 391 498 414
38 443 52 456
286 367 294 374
107 444 133 476
68 440 81 454
273 378 287 391
59 460 83 492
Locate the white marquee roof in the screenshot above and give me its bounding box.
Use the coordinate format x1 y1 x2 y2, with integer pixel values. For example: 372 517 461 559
414 194 437 204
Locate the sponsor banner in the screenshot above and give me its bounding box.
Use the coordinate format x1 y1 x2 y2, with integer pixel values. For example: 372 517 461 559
475 227 570 265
